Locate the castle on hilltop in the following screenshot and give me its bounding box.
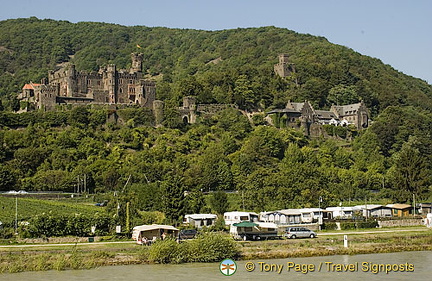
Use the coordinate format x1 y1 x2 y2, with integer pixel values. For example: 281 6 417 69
18 52 370 134
19 53 156 111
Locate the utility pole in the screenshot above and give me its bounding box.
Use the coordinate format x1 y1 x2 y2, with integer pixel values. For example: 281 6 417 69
319 196 323 230
413 194 416 216
14 197 18 235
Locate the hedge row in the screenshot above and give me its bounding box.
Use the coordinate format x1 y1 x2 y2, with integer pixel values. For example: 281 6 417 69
20 213 114 238
323 221 379 230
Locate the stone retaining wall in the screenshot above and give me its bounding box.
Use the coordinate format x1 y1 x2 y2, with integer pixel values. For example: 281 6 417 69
378 218 424 228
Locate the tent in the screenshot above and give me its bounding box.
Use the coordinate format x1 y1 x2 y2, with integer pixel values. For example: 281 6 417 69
132 224 179 244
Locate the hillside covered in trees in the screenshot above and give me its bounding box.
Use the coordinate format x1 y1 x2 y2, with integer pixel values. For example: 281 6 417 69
0 18 432 227
0 17 431 113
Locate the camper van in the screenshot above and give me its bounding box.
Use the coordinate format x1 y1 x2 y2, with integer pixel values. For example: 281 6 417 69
230 221 279 240
223 211 259 226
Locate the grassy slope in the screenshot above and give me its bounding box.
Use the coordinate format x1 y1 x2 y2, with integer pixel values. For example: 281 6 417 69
0 196 104 223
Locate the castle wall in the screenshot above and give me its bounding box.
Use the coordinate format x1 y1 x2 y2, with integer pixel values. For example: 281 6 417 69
20 53 155 114
142 81 156 107
153 100 164 126
38 85 58 111
274 54 295 78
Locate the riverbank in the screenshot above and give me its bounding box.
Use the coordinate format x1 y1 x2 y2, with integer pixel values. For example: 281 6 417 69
0 227 431 273
240 228 432 260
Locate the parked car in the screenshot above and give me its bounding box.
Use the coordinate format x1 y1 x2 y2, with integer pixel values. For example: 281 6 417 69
178 229 197 239
284 227 317 239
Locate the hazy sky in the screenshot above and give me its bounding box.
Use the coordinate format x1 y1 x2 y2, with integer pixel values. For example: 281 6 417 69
1 0 431 83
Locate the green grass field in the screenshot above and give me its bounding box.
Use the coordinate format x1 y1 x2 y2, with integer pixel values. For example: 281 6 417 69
0 196 105 223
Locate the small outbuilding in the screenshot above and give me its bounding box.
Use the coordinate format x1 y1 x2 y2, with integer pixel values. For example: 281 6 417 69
386 204 413 217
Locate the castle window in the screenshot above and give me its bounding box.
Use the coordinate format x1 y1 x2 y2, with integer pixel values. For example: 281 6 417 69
129 80 133 84
87 80 91 85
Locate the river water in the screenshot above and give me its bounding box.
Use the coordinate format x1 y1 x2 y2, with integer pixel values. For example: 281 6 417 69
1 251 431 281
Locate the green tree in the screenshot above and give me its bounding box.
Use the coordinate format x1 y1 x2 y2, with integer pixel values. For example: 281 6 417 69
326 84 360 105
184 190 207 214
68 106 90 127
195 144 233 191
11 98 20 112
209 191 229 215
387 137 431 202
159 175 186 223
233 75 259 110
0 165 17 191
32 170 73 191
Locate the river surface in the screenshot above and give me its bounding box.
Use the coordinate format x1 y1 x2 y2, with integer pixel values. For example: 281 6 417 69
1 251 431 281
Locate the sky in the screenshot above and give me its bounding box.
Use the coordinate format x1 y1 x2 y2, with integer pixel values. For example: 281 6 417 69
1 0 431 84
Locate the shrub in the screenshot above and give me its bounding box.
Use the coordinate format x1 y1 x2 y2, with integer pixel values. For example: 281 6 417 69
357 221 379 228
148 239 181 264
339 220 379 230
323 222 338 230
147 232 240 264
187 232 239 262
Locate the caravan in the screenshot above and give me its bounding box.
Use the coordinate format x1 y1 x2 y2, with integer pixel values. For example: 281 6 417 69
223 211 259 226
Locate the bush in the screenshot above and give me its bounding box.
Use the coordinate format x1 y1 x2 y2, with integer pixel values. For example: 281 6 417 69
148 239 182 264
339 220 379 230
357 221 379 228
187 232 239 262
147 232 240 264
323 222 338 230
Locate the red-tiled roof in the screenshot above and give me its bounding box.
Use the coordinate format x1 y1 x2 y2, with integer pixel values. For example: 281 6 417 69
22 83 42 90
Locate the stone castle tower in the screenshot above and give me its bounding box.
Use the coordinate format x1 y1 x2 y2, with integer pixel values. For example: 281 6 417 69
274 54 296 78
131 53 143 73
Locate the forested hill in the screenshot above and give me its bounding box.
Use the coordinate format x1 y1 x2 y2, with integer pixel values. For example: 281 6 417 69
1 18 432 217
0 17 431 115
